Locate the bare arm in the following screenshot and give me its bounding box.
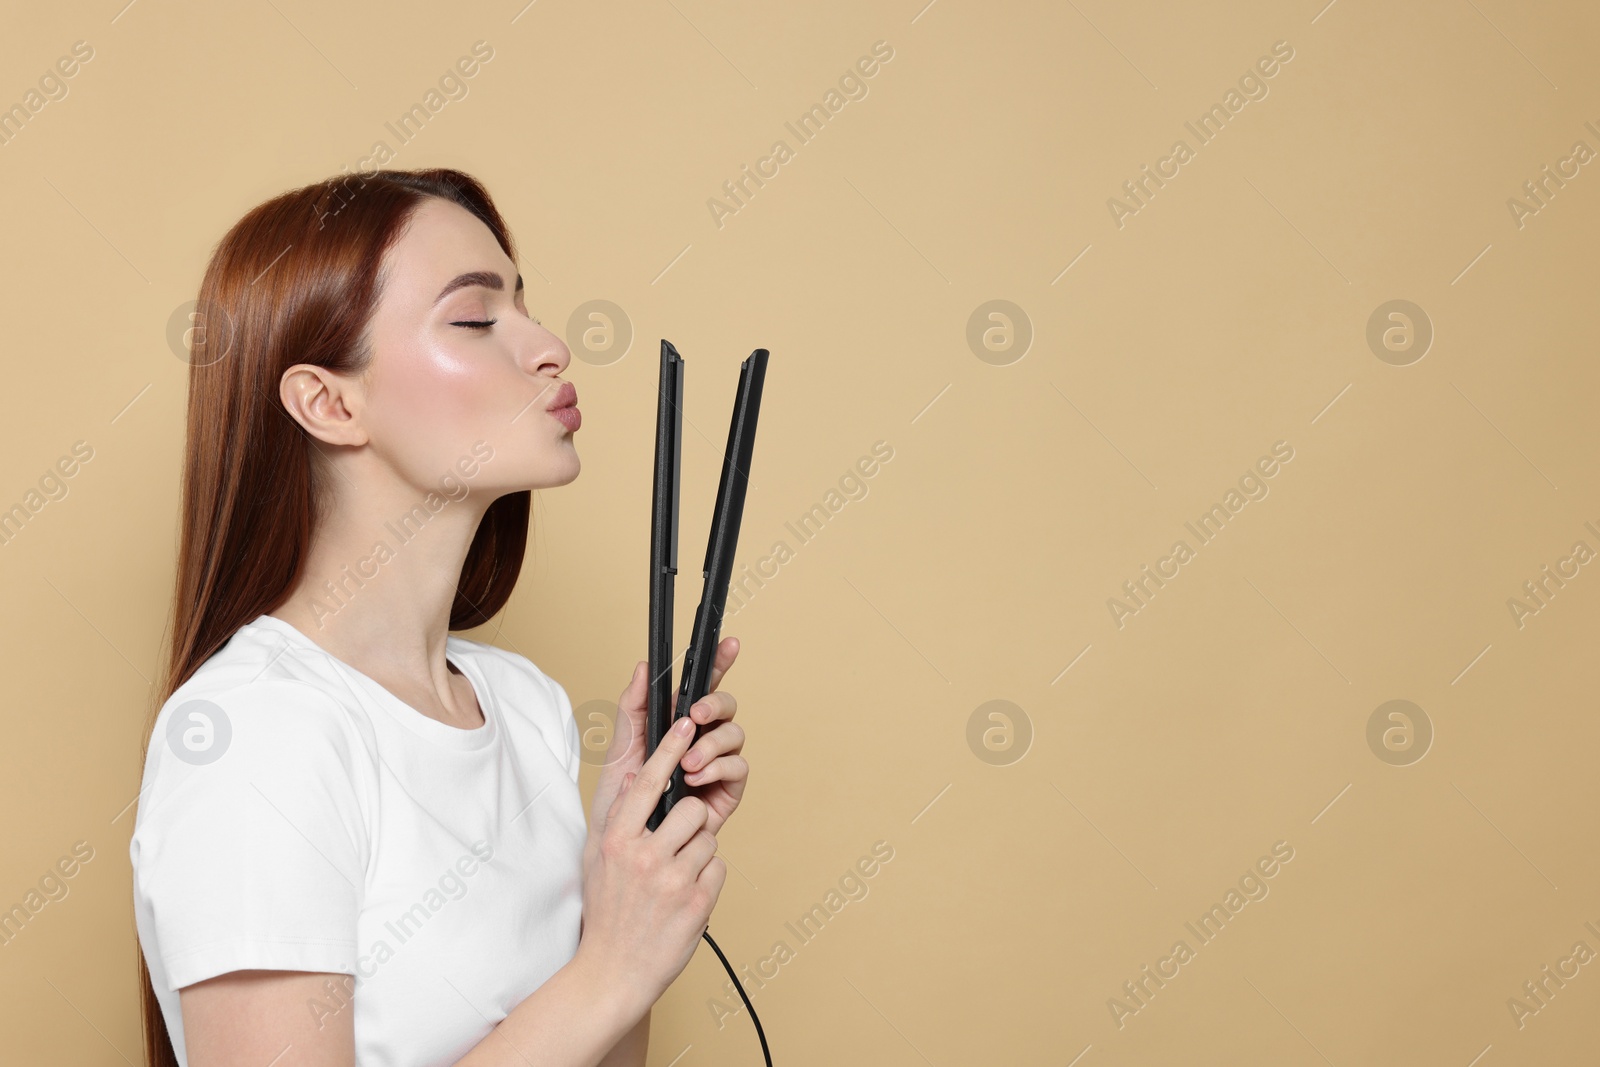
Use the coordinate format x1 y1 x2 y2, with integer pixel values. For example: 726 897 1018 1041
180 971 355 1067
180 953 643 1067
595 1007 650 1067
453 950 643 1067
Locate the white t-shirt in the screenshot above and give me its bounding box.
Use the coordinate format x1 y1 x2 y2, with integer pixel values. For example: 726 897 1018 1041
130 613 590 1067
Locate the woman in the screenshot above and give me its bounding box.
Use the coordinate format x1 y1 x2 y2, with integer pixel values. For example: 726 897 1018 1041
130 168 749 1067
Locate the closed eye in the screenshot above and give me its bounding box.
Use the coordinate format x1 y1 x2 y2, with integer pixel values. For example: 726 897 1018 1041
450 315 543 329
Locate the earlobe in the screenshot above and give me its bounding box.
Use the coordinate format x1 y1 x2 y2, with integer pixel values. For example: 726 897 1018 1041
279 364 369 447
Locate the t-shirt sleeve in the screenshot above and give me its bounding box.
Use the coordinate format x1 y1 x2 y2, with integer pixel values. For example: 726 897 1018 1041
131 680 372 992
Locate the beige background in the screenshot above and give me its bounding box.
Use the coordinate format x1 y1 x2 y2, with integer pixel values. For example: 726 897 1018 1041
1 0 1597 1062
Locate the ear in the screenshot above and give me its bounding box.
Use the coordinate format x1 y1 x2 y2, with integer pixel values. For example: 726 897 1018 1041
279 363 369 447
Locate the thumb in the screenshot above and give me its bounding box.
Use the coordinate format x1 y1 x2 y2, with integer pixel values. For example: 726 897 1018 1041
619 660 647 707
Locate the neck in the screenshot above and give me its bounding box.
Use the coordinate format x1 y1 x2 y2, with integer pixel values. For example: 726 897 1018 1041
270 457 494 686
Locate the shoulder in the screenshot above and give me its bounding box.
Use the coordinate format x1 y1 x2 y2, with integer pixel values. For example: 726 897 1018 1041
451 636 570 712
137 627 379 834
449 637 576 748
153 624 376 770
153 676 370 772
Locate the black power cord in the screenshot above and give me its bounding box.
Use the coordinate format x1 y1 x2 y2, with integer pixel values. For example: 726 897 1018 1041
701 927 771 1065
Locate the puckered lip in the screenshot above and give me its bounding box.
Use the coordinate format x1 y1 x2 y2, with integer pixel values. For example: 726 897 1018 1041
548 382 578 410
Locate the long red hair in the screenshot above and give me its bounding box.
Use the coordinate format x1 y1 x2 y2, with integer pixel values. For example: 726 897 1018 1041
136 168 530 1066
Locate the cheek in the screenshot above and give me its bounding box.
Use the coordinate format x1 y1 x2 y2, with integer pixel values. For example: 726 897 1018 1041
371 344 508 455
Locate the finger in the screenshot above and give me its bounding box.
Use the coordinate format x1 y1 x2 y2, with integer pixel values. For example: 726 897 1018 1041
703 636 739 694
618 660 646 705
686 689 737 726
682 721 744 773
601 662 649 772
697 855 729 900
668 638 736 715
616 714 699 835
652 793 712 859
685 752 748 788
676 827 719 873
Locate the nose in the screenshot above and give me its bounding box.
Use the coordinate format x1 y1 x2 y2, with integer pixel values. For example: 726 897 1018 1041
519 321 571 378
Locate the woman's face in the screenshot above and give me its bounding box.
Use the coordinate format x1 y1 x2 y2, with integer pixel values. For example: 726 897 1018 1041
357 196 578 501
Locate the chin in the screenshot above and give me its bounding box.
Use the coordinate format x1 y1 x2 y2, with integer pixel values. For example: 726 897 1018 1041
528 449 581 490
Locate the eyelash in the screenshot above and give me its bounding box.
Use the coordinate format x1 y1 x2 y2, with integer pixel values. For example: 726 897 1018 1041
451 315 542 330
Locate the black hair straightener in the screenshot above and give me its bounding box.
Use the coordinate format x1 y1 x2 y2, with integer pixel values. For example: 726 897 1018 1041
647 339 769 828
646 337 772 1064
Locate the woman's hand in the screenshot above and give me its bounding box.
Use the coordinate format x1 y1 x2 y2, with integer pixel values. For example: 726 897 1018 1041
575 718 728 1019
586 637 747 842
677 676 747 836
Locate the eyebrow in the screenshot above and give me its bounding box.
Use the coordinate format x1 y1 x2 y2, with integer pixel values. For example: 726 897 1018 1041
432 270 524 306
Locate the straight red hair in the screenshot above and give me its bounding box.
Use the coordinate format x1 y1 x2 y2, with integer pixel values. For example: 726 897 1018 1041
136 168 531 1066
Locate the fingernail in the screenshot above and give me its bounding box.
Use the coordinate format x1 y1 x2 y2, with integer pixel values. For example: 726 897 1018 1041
675 716 695 737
